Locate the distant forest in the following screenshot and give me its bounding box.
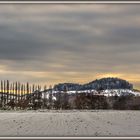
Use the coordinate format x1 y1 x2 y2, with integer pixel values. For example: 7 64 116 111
0 78 140 110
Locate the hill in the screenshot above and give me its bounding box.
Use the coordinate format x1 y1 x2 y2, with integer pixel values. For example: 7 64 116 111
53 77 133 91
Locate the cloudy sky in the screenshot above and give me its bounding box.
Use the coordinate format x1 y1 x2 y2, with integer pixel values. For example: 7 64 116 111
0 4 140 89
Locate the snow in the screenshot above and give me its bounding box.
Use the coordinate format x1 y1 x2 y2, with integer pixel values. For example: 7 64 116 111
40 89 140 103
52 96 56 101
42 92 57 100
101 89 140 97
0 110 140 136
42 89 140 97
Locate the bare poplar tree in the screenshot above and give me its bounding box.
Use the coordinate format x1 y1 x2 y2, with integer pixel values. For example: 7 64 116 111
1 80 3 93
1 80 3 106
7 80 9 93
26 82 29 94
18 82 21 101
35 85 38 92
12 82 14 93
4 80 6 93
3 80 6 105
23 84 26 100
21 84 23 101
43 85 47 108
32 84 35 93
10 83 12 101
15 82 18 104
12 82 15 101
44 85 47 91
29 85 32 104
63 85 69 109
49 85 53 109
44 85 47 99
6 80 9 104
32 84 35 104
37 85 40 91
29 86 32 94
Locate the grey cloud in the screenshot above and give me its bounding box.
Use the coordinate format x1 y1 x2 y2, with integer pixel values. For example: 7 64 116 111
0 4 140 87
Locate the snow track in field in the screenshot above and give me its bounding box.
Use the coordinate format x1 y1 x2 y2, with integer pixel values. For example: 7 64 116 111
0 110 140 136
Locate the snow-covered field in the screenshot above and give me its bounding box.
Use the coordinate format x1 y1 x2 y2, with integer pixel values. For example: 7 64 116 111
0 110 140 137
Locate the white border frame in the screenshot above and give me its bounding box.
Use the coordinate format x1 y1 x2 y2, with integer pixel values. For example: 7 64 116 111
0 137 140 139
0 1 140 139
0 1 140 3
0 136 140 139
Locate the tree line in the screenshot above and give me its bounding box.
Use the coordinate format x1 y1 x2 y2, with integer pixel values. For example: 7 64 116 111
0 80 140 110
0 80 48 110
0 80 44 94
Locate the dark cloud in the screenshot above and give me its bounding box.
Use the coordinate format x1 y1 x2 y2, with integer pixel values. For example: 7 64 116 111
0 4 140 88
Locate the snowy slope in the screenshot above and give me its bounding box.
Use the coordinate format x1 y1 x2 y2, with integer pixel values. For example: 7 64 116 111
42 89 140 98
101 89 140 97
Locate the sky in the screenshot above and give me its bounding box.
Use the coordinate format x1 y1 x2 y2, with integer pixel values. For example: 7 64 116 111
0 4 140 89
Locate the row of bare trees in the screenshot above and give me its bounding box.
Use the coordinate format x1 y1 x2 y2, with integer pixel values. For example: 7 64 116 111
0 80 47 94
0 80 51 109
0 80 71 110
